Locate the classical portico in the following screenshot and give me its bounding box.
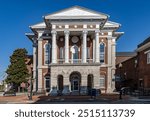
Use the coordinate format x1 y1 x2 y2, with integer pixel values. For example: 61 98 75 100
26 6 124 95
50 29 101 64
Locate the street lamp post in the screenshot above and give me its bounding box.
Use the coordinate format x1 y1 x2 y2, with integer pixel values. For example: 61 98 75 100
119 63 123 99
119 63 123 83
28 78 33 100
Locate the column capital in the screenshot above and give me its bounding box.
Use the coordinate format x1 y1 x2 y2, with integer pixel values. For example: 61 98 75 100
95 30 100 34
82 30 88 35
51 30 57 35
64 30 70 35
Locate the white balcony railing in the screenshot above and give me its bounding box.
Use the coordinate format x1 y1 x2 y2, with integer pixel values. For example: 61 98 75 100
57 59 93 64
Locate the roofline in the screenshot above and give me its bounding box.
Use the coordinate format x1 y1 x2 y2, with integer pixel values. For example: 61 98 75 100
30 22 46 29
136 41 150 52
44 5 109 19
25 33 36 42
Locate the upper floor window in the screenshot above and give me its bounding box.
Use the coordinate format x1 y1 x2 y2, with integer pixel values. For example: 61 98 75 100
100 43 105 63
60 47 64 59
87 47 90 59
71 45 78 63
44 43 51 64
147 52 150 64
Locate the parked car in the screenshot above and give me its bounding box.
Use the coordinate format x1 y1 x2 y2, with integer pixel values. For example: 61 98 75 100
3 89 16 96
3 84 16 96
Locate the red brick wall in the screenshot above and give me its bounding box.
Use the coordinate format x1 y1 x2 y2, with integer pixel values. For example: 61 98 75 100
116 56 138 89
138 47 150 88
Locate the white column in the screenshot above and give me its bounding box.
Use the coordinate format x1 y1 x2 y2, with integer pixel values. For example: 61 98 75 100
107 38 112 66
51 30 57 63
111 38 116 91
37 32 43 92
64 30 70 63
112 38 116 68
95 30 100 63
107 37 112 93
82 30 88 63
93 38 95 62
32 39 37 92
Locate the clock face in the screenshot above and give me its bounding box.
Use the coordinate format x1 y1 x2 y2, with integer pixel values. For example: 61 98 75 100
71 36 79 43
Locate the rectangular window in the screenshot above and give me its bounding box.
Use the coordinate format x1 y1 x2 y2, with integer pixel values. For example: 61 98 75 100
100 52 104 63
100 77 105 88
87 47 90 59
44 44 51 64
147 52 150 64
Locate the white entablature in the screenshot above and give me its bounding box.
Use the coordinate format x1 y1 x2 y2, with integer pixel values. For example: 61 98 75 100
30 21 120 29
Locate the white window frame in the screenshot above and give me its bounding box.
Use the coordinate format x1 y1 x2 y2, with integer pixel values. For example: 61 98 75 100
100 76 105 88
44 76 50 91
44 43 51 65
59 47 64 59
87 47 90 59
147 52 150 64
99 42 105 64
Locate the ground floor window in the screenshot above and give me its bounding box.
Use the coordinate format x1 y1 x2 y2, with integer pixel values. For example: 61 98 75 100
100 76 105 88
45 77 50 92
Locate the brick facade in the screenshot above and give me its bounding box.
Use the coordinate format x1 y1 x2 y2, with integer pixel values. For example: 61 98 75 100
116 37 150 91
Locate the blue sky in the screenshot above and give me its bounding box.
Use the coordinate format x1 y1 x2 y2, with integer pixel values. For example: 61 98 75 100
0 0 150 81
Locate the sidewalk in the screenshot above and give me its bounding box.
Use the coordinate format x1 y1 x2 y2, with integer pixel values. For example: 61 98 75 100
0 93 125 104
0 93 150 104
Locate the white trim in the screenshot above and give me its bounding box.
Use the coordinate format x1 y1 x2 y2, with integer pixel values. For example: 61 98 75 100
44 43 51 65
100 75 105 88
136 41 150 52
65 25 69 29
45 6 108 19
96 24 100 29
144 49 150 54
147 52 150 64
99 42 105 64
83 24 87 28
52 25 56 29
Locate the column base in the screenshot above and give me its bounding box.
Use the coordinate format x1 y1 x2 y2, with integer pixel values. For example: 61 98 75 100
106 88 114 93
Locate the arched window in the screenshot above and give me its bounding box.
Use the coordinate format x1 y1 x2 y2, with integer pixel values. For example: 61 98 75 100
60 47 64 59
44 43 51 64
99 43 105 63
72 45 78 63
73 45 78 59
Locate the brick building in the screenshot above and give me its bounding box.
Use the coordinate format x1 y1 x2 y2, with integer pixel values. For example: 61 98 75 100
26 6 123 95
116 37 150 91
137 37 150 89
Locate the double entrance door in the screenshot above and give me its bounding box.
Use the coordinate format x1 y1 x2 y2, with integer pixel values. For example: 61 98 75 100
71 79 79 91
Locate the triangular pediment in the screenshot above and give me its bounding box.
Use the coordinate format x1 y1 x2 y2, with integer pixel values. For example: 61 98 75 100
30 22 46 28
104 21 120 28
45 6 108 19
